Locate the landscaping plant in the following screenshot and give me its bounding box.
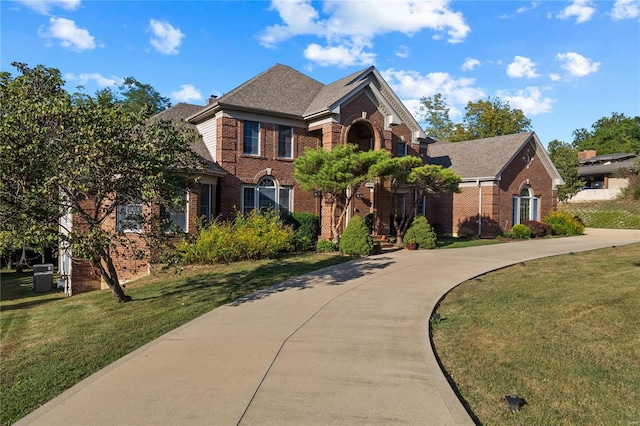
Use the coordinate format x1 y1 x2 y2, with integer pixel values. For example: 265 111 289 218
339 216 374 256
286 212 320 251
179 210 293 264
511 224 532 239
316 239 338 253
404 215 437 249
543 211 585 236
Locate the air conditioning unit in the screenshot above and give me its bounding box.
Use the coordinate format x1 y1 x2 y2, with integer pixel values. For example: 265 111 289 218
33 264 54 293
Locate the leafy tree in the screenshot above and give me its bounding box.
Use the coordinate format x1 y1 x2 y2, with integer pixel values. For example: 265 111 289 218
293 144 391 242
418 93 454 140
449 97 532 142
572 113 640 155
1 63 202 302
118 77 171 118
378 156 461 245
547 139 584 203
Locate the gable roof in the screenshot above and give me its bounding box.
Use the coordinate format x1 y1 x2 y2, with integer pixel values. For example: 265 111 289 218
152 103 225 176
428 132 563 186
303 67 373 117
186 64 426 141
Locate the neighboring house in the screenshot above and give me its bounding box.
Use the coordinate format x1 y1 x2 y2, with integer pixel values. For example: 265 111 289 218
426 132 563 237
63 64 564 293
569 150 638 202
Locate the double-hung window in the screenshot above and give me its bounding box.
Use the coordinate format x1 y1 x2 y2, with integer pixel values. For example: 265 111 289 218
160 191 188 232
243 121 260 156
278 126 293 159
116 201 142 232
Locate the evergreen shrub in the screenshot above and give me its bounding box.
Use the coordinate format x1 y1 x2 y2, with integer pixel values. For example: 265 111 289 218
404 215 437 249
286 212 320 251
339 216 374 256
316 239 337 253
512 224 532 239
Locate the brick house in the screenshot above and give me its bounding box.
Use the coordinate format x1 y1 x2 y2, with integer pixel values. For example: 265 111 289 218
426 132 563 237
62 64 562 293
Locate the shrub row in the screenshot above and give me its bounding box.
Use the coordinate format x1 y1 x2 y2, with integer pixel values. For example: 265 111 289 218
178 210 294 264
509 212 585 239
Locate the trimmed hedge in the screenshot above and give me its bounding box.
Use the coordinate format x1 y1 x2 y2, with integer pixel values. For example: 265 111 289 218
316 239 337 253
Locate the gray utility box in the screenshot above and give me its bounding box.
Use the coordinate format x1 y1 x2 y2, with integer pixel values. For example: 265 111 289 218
33 264 54 293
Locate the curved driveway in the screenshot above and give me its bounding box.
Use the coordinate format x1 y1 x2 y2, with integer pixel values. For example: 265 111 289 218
19 228 640 425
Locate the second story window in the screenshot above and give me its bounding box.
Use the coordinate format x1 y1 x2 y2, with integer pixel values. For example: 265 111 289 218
116 201 142 232
397 141 407 157
243 121 260 156
278 126 293 158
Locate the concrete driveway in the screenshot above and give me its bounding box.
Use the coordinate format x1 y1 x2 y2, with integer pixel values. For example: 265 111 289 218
18 228 639 425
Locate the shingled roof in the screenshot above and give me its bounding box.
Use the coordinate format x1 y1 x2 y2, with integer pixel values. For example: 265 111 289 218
153 103 225 176
427 132 537 179
210 64 324 117
303 67 373 117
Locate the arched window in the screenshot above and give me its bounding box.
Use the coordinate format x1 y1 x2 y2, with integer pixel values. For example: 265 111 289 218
512 186 539 225
242 176 291 216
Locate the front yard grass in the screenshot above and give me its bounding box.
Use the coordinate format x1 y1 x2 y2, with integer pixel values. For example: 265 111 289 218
0 252 352 426
431 243 640 424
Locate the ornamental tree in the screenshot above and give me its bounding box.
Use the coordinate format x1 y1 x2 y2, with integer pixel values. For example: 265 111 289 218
293 144 391 242
380 157 461 245
0 63 203 302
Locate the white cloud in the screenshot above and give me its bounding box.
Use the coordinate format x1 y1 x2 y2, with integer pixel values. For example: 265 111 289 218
43 17 95 51
395 45 410 59
149 19 184 55
516 1 540 14
16 0 80 15
462 58 481 71
304 43 376 67
557 0 596 24
496 87 554 116
507 56 539 79
381 68 485 119
65 72 120 87
556 52 601 77
550 73 562 81
500 1 540 19
611 0 640 19
260 0 470 66
170 84 202 102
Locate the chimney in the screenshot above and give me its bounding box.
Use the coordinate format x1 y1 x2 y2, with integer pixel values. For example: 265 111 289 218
207 95 218 105
578 149 596 160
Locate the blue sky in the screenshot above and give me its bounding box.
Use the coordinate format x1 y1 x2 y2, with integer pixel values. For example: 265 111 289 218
2 0 639 146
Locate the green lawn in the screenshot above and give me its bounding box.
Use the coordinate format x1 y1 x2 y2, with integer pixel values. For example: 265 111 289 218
0 253 352 426
560 199 640 229
436 237 506 249
431 244 640 424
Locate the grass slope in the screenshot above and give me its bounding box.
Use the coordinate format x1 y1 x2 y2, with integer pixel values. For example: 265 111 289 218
0 253 351 426
431 244 640 424
560 199 640 229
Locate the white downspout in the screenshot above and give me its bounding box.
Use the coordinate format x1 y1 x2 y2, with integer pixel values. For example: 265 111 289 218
477 178 482 238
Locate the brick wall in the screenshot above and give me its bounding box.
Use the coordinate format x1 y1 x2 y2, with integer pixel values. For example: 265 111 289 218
426 140 558 237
